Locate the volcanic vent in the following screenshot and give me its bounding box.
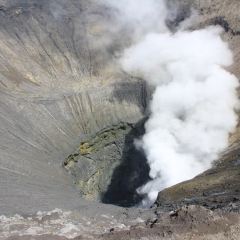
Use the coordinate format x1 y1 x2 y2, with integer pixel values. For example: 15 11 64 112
0 0 240 218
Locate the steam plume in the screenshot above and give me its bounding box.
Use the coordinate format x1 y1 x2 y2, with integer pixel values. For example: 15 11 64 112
107 0 239 206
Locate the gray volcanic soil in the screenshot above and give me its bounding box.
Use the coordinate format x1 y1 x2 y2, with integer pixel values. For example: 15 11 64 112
0 0 240 239
0 0 149 215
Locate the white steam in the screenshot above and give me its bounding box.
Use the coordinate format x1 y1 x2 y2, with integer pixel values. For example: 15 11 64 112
103 0 169 40
107 0 239 207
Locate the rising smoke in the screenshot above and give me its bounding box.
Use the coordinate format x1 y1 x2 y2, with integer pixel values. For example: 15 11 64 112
105 0 239 207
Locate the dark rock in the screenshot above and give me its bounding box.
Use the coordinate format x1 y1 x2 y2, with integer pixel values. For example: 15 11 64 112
64 120 150 207
155 145 240 213
63 122 134 201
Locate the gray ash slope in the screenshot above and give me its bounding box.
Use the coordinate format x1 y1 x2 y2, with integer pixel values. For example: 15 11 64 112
0 0 149 215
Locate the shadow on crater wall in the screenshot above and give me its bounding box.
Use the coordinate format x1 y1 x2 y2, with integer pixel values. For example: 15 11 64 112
101 118 150 207
112 78 152 115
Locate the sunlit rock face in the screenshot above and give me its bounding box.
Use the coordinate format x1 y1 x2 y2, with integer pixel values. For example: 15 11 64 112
63 121 150 207
0 0 149 215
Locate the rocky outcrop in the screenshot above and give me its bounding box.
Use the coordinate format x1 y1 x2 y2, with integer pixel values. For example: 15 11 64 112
98 205 240 240
63 123 134 201
63 121 150 207
156 144 240 212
